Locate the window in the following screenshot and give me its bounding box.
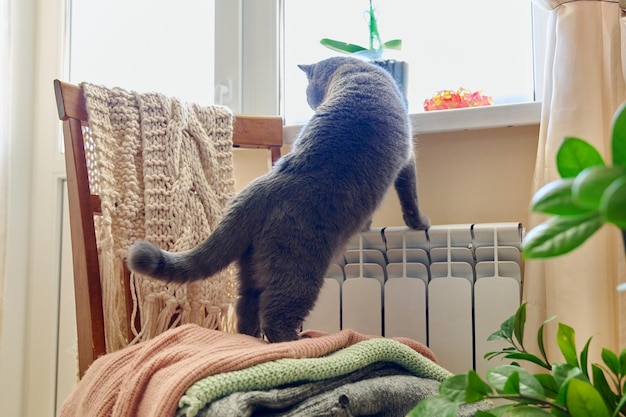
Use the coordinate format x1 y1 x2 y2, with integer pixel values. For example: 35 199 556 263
68 1 546 131
69 0 215 105
283 0 538 124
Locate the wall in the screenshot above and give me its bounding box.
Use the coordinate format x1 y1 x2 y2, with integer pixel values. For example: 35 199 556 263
415 125 539 227
0 0 36 416
233 124 540 230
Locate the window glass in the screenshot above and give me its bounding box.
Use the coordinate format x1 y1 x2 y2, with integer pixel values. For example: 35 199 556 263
283 0 535 124
69 0 215 105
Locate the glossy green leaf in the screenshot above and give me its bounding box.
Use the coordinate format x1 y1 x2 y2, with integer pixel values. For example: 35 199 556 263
319 38 367 54
506 406 554 416
572 166 626 210
552 364 583 388
557 137 606 178
504 352 550 369
407 395 458 417
557 323 579 367
600 176 626 229
486 365 545 397
466 370 493 402
538 316 557 368
553 367 587 414
611 102 626 168
590 364 616 412
499 312 516 340
382 39 402 50
440 374 469 402
552 408 570 417
601 348 620 375
566 379 611 417
484 404 515 417
484 347 516 361
475 411 499 417
619 348 626 378
613 393 626 417
514 302 527 346
486 329 509 342
531 178 593 215
534 373 560 398
522 213 604 259
555 375 569 410
580 337 593 379
550 407 570 417
502 370 521 394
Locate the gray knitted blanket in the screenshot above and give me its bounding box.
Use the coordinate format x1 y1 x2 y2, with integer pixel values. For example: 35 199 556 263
196 363 488 417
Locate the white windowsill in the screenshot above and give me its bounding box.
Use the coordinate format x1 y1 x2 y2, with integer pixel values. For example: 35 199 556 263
283 101 542 145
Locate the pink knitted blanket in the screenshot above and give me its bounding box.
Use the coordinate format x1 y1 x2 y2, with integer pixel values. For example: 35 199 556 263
60 325 436 417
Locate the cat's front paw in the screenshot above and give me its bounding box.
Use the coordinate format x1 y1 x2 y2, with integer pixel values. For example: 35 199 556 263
403 210 430 230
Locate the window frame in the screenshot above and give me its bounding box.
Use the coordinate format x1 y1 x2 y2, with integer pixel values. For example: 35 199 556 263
215 0 281 115
216 0 547 143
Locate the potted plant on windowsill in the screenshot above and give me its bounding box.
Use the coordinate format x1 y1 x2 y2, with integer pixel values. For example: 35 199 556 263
409 103 626 417
320 0 407 102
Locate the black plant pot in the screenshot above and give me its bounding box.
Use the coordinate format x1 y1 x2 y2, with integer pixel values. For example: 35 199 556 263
372 59 408 105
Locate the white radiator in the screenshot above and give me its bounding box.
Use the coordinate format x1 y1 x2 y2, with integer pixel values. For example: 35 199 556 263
303 222 523 375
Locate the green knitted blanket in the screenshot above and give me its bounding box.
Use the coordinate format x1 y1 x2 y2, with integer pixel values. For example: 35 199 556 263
177 337 454 417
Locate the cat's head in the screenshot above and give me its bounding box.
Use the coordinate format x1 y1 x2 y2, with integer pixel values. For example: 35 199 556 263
298 56 369 109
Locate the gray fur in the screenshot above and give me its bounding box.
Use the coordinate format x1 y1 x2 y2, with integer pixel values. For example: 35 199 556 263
126 56 429 342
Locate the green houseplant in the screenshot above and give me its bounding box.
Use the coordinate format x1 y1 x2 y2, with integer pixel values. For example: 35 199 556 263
410 302 626 417
522 105 626 259
320 0 407 100
409 103 626 417
320 0 402 60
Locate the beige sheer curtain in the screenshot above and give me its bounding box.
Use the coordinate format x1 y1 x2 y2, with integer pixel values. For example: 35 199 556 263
0 0 9 348
526 0 626 364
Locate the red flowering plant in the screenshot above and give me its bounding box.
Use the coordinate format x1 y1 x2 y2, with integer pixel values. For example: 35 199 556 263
423 88 493 111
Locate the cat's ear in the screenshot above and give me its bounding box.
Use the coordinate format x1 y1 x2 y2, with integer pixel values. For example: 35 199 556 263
298 64 313 77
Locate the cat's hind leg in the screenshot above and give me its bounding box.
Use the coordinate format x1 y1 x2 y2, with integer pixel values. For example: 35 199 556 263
259 269 325 343
235 258 262 338
236 287 261 338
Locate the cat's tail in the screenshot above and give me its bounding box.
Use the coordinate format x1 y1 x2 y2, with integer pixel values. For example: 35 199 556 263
126 219 250 283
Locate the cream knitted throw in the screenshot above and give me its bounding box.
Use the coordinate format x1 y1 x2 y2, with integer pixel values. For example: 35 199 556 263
81 83 238 352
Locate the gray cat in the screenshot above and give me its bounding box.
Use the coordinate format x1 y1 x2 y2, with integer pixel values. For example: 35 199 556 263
127 56 429 342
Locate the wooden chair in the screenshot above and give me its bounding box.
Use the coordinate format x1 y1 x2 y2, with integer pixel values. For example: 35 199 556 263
54 79 283 377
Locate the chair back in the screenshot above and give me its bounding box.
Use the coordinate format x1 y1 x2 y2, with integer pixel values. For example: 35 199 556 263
54 79 283 377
